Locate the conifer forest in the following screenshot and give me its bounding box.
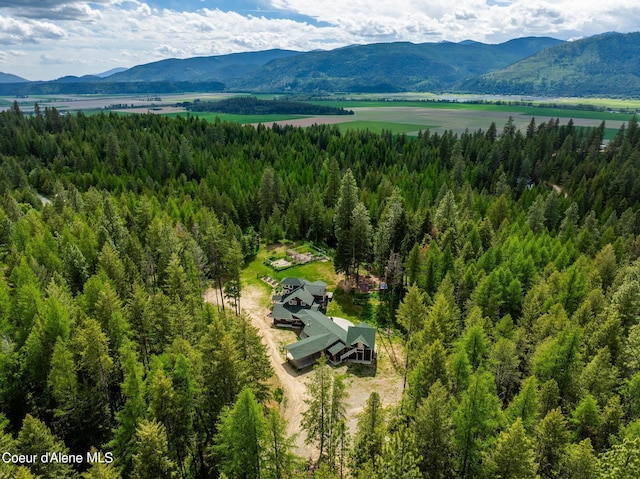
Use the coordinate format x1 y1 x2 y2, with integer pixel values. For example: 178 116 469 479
1 103 640 478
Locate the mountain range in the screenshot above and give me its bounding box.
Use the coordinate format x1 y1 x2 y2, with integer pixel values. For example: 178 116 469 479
1 32 639 97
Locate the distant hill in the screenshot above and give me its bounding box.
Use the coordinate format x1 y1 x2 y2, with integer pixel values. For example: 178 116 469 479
106 49 302 83
0 72 28 83
461 32 640 96
95 67 128 78
52 75 103 83
0 81 225 96
8 33 640 97
227 37 564 92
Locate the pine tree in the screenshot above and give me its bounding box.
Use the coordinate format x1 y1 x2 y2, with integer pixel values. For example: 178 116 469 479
351 202 373 282
110 341 146 477
453 370 502 479
484 417 538 479
373 423 422 479
213 388 266 479
506 376 540 432
131 419 177 479
414 381 456 479
334 169 359 278
16 414 76 479
301 355 347 464
559 439 598 479
351 392 386 470
535 408 570 479
263 408 300 479
397 283 428 381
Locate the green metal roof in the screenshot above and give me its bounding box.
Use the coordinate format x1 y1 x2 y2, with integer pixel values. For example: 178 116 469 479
284 333 335 360
299 310 348 343
281 277 304 287
328 342 345 356
304 280 327 297
282 288 315 306
346 323 376 349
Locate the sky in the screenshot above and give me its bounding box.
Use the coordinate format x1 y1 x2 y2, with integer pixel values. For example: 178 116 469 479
1 0 639 81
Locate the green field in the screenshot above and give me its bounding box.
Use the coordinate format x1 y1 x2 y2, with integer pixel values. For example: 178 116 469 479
336 120 436 135
5 92 635 138
313 100 636 122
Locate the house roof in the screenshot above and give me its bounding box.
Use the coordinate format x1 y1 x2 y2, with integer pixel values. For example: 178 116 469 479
299 310 348 343
284 310 376 362
346 323 376 348
282 287 315 306
304 280 327 297
285 333 336 360
281 277 304 287
328 342 346 356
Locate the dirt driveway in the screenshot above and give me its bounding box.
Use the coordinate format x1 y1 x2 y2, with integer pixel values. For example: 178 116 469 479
204 284 404 461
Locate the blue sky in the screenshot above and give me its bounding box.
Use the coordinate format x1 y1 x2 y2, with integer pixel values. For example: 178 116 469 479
1 0 639 80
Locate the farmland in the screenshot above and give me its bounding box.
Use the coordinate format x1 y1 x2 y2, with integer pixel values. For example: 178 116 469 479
2 92 637 139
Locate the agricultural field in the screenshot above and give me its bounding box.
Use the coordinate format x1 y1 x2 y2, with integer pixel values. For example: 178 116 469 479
3 92 637 139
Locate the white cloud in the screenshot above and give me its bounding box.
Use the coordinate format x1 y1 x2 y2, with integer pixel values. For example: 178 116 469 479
1 0 639 80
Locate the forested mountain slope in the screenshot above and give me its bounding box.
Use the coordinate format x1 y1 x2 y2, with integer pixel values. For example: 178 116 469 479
462 31 640 96
228 37 563 92
0 105 639 478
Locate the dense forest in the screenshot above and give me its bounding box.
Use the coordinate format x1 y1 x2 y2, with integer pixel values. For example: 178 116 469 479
181 97 354 116
0 101 640 478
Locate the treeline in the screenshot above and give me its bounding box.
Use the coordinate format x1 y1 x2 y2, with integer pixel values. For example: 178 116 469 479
181 96 354 115
0 81 226 96
0 102 640 478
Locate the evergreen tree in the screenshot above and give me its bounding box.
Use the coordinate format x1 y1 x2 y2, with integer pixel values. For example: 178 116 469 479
453 370 502 479
301 355 347 464
351 392 386 470
535 408 571 479
414 381 456 479
350 202 373 282
213 388 266 479
16 414 76 479
263 409 300 479
396 284 429 395
484 417 538 479
373 424 422 479
334 169 359 278
131 419 177 479
559 439 598 479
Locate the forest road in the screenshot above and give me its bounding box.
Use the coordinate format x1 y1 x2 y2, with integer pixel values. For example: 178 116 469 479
203 285 315 459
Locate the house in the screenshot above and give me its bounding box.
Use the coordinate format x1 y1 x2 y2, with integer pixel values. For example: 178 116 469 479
270 277 332 327
270 277 374 369
283 310 376 369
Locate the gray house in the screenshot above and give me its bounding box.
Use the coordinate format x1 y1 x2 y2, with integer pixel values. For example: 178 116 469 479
283 310 376 369
270 278 375 368
271 277 332 327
